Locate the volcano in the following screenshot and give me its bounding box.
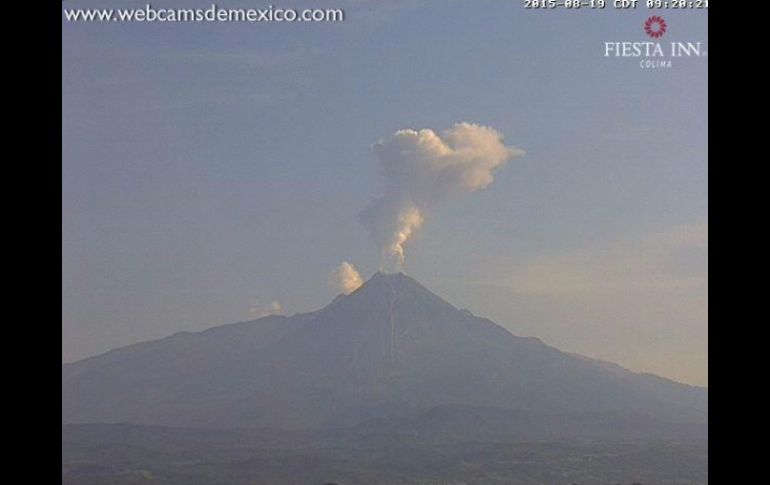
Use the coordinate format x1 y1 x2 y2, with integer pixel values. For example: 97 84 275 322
62 272 707 437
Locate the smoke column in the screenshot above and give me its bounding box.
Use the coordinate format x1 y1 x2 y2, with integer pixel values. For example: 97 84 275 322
359 122 524 270
248 299 284 319
330 261 364 294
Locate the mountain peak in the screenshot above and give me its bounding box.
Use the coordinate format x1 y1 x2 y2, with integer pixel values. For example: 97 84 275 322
364 270 420 287
354 271 446 303
368 270 404 280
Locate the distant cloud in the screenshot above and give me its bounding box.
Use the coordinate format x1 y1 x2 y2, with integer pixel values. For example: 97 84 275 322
645 219 708 250
330 261 363 294
506 220 708 297
248 299 284 319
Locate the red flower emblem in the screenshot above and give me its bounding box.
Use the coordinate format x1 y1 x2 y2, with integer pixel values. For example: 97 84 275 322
644 16 667 39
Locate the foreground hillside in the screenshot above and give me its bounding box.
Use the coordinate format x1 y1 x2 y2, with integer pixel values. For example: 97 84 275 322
63 423 708 485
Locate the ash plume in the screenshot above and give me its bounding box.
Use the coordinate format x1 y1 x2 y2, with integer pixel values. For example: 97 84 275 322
330 261 364 294
360 122 524 270
248 299 284 319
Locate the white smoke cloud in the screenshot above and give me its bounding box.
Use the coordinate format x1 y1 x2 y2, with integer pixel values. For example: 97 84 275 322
360 122 524 270
330 261 364 294
248 299 284 319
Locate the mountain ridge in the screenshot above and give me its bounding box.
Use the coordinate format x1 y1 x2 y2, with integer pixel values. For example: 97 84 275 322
63 272 706 435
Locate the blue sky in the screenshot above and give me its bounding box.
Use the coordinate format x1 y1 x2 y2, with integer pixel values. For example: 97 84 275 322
62 1 708 385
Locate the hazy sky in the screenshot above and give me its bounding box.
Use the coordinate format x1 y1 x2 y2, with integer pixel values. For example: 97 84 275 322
62 1 708 385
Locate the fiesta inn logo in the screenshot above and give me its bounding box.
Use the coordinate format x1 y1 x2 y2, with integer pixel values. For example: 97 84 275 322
644 15 667 39
604 16 706 69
